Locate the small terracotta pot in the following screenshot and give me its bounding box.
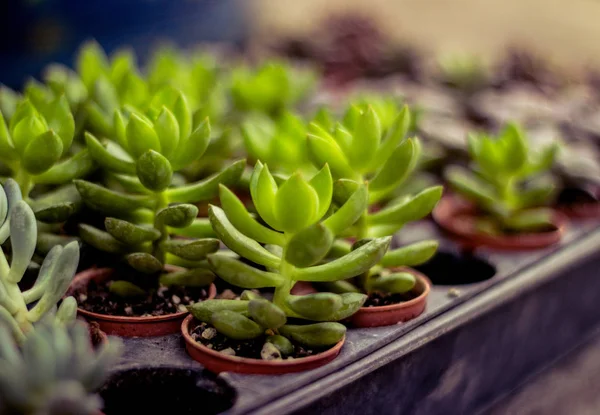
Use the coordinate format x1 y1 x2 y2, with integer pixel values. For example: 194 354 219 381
68 268 217 337
432 195 567 250
350 268 431 328
181 315 345 374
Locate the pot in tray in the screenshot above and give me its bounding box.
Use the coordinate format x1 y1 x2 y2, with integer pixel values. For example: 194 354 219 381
181 314 345 375
68 267 217 337
433 195 567 250
350 267 431 328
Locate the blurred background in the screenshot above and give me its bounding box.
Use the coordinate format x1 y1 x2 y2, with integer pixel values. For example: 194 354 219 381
5 0 600 88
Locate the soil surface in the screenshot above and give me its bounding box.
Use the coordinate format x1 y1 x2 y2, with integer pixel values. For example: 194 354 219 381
190 322 331 360
363 291 419 307
76 279 210 317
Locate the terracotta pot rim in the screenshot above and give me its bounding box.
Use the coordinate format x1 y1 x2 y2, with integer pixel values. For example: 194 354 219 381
433 195 567 249
70 267 216 324
181 314 345 367
357 268 431 314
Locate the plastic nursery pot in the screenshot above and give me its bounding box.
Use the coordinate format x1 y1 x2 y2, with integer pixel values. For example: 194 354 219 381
350 268 431 328
67 268 217 337
181 315 346 375
432 195 567 250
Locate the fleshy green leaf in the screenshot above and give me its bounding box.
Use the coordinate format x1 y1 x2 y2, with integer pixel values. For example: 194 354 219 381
136 150 173 192
207 253 283 288
22 130 63 175
369 272 416 294
347 106 380 171
287 293 343 320
85 132 136 175
368 186 443 226
164 238 220 261
380 240 439 268
323 183 368 236
248 299 287 329
78 224 127 254
369 137 417 193
279 322 345 347
171 118 210 170
212 310 264 340
126 252 163 274
309 164 333 219
160 268 215 287
156 204 198 228
274 173 319 233
75 180 153 216
33 149 95 185
188 299 249 323
104 217 160 245
126 113 160 159
7 201 37 283
154 107 180 160
285 223 333 267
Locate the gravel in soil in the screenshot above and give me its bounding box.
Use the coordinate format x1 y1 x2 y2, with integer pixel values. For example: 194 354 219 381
76 279 210 317
364 291 419 307
190 322 332 360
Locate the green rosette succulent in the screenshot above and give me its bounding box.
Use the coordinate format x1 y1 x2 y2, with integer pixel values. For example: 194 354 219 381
76 89 246 295
0 92 93 225
445 123 559 234
0 321 123 415
230 61 317 116
307 104 443 296
189 163 391 347
241 111 314 175
0 180 80 343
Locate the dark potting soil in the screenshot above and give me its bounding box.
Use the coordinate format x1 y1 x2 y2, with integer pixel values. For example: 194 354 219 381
363 291 419 307
76 279 210 317
190 322 331 360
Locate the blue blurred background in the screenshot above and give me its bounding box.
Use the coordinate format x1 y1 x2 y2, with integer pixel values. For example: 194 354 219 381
0 0 247 88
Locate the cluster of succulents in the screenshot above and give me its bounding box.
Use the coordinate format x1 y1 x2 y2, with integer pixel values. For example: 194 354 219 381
0 36 582 387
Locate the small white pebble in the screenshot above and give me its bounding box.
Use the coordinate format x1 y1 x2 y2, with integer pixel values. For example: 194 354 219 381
78 294 88 302
261 342 282 361
220 347 236 356
124 306 133 316
217 289 237 300
157 286 168 297
448 288 461 298
177 304 187 313
207 344 214 349
172 295 181 305
201 328 217 340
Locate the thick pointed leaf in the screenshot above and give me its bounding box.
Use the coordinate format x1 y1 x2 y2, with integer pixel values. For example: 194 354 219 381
445 166 495 208
287 293 342 320
45 95 75 153
503 208 555 232
369 137 417 192
380 240 439 267
207 253 283 288
109 281 146 298
348 106 380 171
293 236 391 282
307 133 355 179
501 123 527 173
33 149 95 185
369 186 443 226
164 238 219 261
218 185 284 245
326 292 367 320
171 118 210 170
323 183 368 236
33 203 75 223
125 253 163 274
154 107 180 160
332 179 360 205
169 218 216 239
251 163 280 230
285 223 333 267
105 218 160 244
11 113 47 155
369 272 416 294
75 180 153 216
173 94 192 140
85 132 135 175
156 204 198 228
0 112 17 162
309 164 333 219
136 150 173 192
248 299 286 329
126 113 160 159
208 205 281 269
166 159 245 203
78 224 127 254
371 105 411 169
279 322 345 347
266 335 294 356
188 299 249 323
22 131 62 175
160 268 215 287
274 173 319 233
212 310 264 340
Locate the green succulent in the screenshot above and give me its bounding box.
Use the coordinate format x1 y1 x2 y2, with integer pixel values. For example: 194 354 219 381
307 104 442 295
0 180 80 343
241 111 314 175
0 320 123 415
438 52 489 92
76 89 245 295
445 123 559 234
75 41 150 138
0 92 93 224
190 163 392 346
230 61 317 116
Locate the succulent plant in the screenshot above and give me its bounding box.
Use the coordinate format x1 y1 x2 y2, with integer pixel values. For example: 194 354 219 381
445 123 559 234
0 320 123 415
307 104 442 296
230 61 317 116
0 90 93 224
189 163 392 347
75 89 246 295
0 180 80 343
241 111 314 175
438 52 490 92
